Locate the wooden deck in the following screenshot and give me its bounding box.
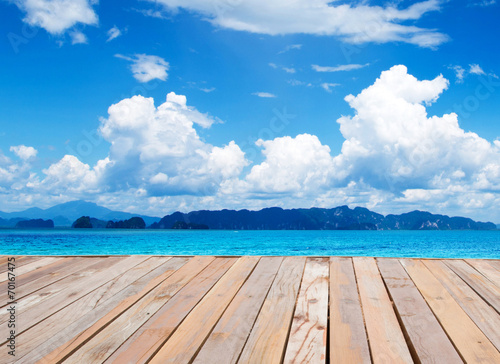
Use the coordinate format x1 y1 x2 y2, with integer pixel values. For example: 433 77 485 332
1 255 500 363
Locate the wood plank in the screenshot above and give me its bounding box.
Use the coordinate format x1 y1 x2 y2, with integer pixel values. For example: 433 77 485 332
465 259 500 288
353 257 413 364
192 257 283 364
401 259 500 363
31 257 189 364
486 260 500 270
62 256 218 364
238 257 306 364
0 257 61 283
0 256 40 273
0 256 147 335
108 257 238 364
0 256 123 328
423 259 500 351
13 257 171 362
283 257 329 364
0 257 99 302
377 258 462 363
444 259 500 314
148 256 260 364
329 257 371 364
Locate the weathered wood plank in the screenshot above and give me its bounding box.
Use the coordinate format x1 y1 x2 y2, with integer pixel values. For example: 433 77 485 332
31 257 189 364
377 258 462 363
238 257 306 364
61 256 216 364
423 259 500 351
401 259 500 363
0 257 61 283
192 257 283 364
444 259 500 314
465 259 500 288
0 256 39 273
0 257 99 302
283 257 329 364
13 257 171 362
106 257 237 364
0 256 147 335
353 257 413 364
329 257 371 364
148 256 260 364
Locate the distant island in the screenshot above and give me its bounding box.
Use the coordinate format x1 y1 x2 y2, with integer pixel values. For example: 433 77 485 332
150 206 496 231
0 200 497 230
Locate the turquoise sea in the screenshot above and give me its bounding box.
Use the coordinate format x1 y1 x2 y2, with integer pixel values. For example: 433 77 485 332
0 229 499 258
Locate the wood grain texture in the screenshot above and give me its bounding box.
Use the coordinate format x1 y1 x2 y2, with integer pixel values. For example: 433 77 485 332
62 256 215 364
377 258 462 364
353 257 413 364
14 257 169 362
465 259 500 288
0 255 497 364
107 257 237 364
0 257 61 283
444 259 500 314
283 257 329 364
401 259 500 363
329 257 371 364
32 257 188 364
238 257 306 364
192 257 283 364
423 259 500 351
148 256 260 364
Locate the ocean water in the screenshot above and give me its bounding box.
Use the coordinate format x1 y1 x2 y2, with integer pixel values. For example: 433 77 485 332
0 229 499 258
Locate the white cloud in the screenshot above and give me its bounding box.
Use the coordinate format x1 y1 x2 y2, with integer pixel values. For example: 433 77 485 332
69 30 88 44
200 87 216 93
245 134 335 194
106 26 122 42
99 92 247 194
10 145 38 160
321 83 340 93
469 64 486 75
252 92 276 98
41 155 106 193
269 63 295 73
278 44 302 54
471 0 496 6
312 63 369 72
116 54 169 83
449 65 466 83
13 0 98 34
150 0 447 48
334 65 500 193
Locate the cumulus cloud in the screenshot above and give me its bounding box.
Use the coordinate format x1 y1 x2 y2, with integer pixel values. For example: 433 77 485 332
99 92 247 195
245 134 335 194
116 54 169 83
149 0 448 48
106 26 122 42
10 145 37 160
13 0 98 34
312 63 369 72
334 65 500 193
252 92 276 98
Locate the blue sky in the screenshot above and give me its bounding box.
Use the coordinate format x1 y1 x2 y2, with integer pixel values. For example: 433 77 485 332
0 0 499 222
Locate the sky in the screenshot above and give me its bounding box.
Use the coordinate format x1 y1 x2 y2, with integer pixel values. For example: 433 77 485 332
0 0 499 222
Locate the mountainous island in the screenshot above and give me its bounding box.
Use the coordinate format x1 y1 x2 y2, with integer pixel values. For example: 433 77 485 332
151 206 496 230
0 200 496 230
